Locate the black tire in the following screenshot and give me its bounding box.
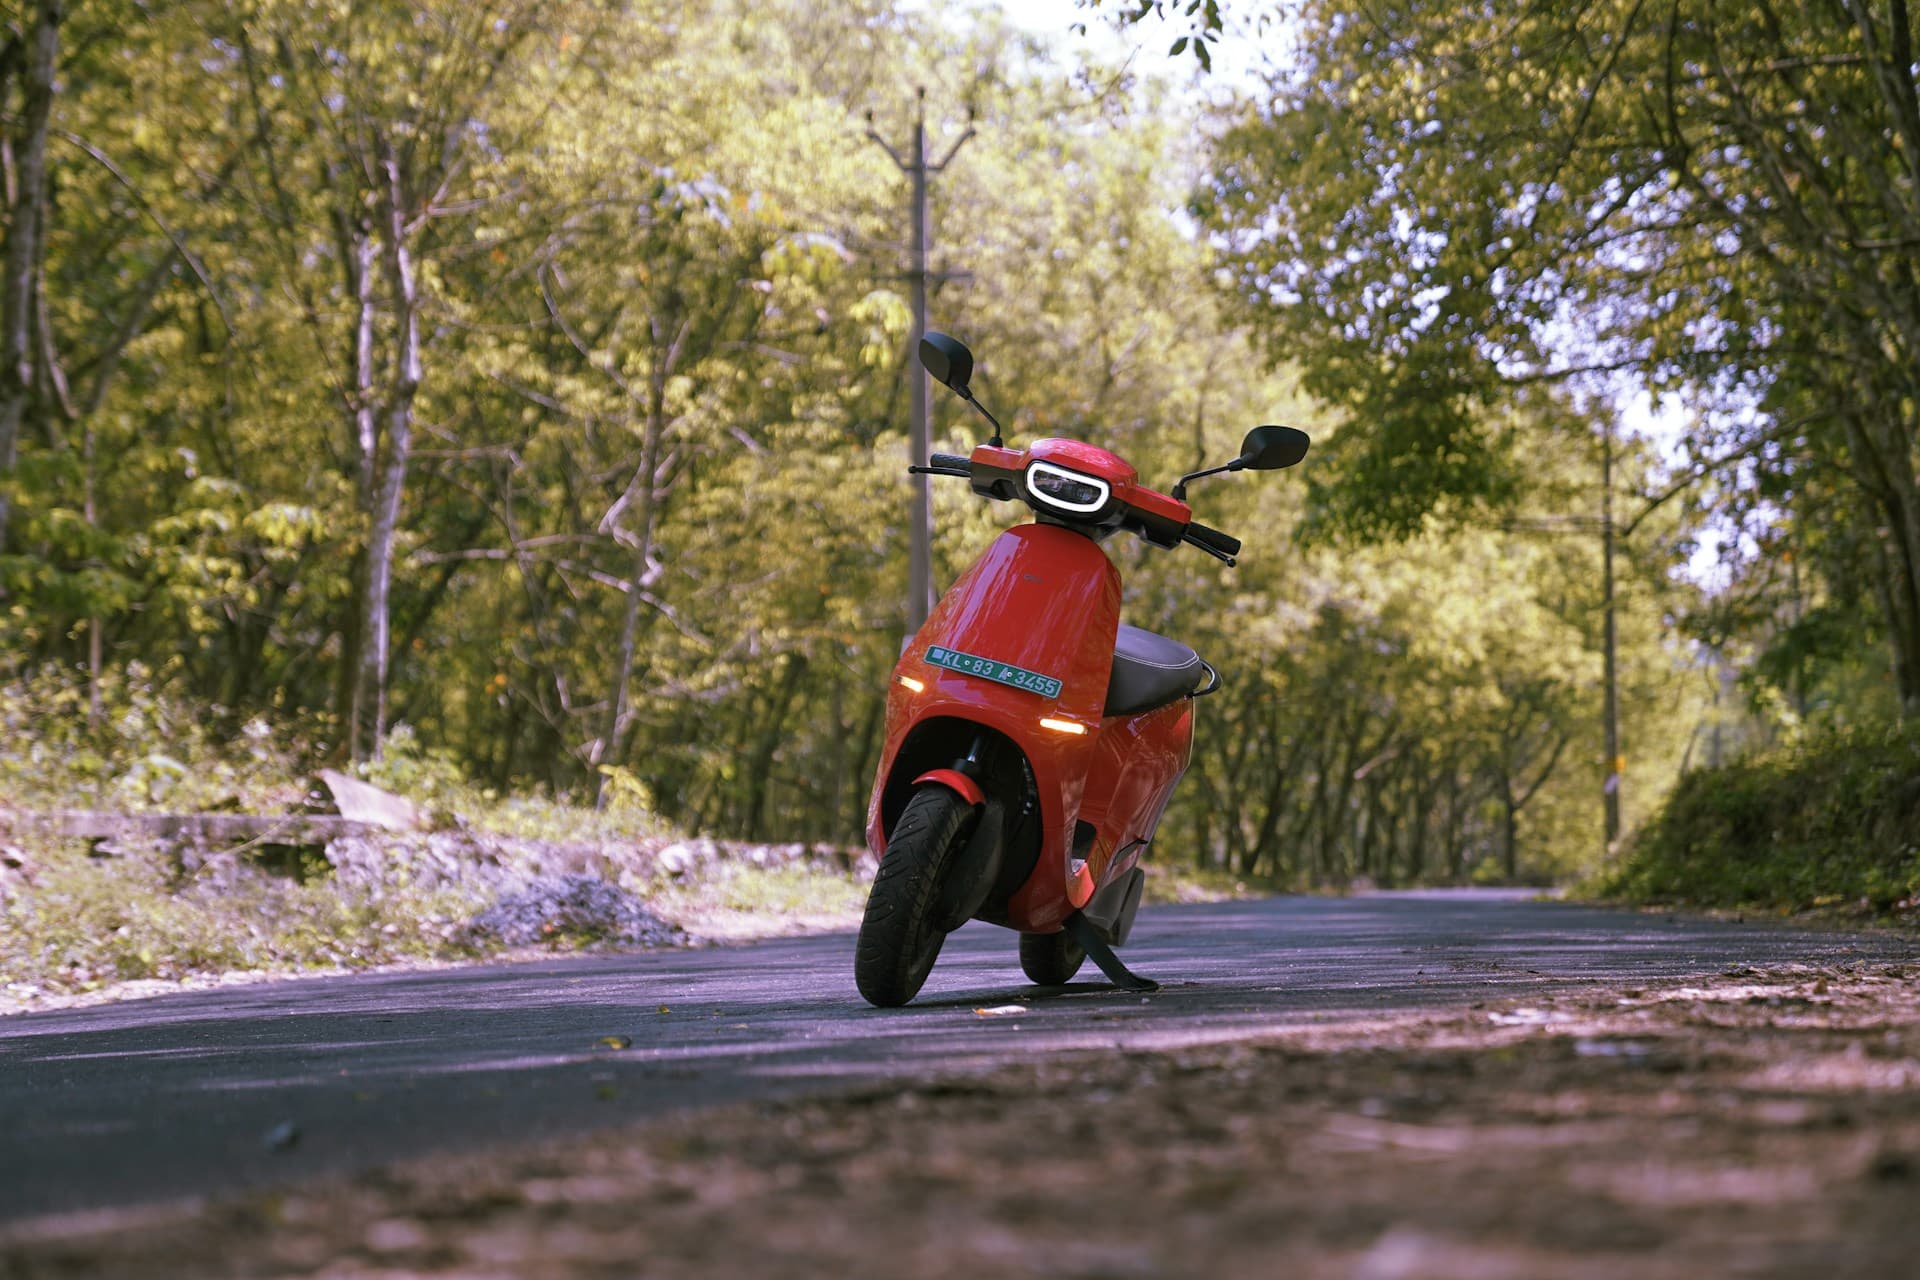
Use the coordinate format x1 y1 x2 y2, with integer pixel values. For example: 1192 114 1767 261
1019 929 1087 986
855 787 972 1007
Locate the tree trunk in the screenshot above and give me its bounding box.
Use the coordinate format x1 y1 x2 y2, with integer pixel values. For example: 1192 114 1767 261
370 158 421 753
743 652 808 839
821 676 846 842
0 0 60 558
1879 427 1920 718
1375 782 1402 887
346 151 421 763
1499 772 1518 882
1406 790 1429 882
593 316 676 805
338 221 378 755
1444 774 1466 880
845 694 883 840
1188 755 1216 870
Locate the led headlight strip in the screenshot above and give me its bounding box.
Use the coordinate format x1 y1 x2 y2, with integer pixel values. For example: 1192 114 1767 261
1025 460 1111 514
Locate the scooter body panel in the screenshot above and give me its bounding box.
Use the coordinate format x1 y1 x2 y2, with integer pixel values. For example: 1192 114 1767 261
867 523 1124 932
1076 698 1194 887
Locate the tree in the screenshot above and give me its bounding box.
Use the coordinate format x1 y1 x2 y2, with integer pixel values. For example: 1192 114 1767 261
1182 0 1920 716
220 0 564 760
0 0 62 557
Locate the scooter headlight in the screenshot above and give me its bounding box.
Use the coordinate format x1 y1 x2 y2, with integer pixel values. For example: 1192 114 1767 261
1026 461 1111 515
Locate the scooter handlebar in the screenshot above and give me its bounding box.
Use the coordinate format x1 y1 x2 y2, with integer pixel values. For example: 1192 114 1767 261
909 453 974 478
909 454 1241 566
1182 521 1241 565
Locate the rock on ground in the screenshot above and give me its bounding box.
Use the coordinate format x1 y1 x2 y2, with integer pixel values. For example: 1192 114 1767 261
456 874 687 948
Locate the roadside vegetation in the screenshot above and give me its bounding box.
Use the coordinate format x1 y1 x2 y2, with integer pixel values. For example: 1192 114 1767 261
1 814 870 1004
0 666 868 1003
1135 0 1920 914
1601 724 1920 918
1 840 486 998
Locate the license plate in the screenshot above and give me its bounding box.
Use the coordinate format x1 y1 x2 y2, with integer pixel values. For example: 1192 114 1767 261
923 645 1063 698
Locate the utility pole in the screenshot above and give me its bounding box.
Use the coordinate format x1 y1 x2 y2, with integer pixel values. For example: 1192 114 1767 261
866 89 974 639
1500 415 1627 861
1601 417 1622 855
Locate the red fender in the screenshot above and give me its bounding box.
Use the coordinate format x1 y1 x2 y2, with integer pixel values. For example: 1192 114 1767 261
912 768 985 807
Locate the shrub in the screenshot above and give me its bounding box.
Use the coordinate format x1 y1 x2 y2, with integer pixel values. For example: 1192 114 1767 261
0 661 311 813
1600 721 1920 911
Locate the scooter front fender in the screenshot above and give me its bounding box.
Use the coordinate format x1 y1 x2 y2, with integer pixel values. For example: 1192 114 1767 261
867 524 1121 928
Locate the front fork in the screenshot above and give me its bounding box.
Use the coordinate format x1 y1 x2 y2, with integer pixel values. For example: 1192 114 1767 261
910 736 1004 931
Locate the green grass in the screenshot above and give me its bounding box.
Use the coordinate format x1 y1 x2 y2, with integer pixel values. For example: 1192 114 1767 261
1 842 488 995
1598 721 1920 914
1145 860 1287 903
646 863 868 926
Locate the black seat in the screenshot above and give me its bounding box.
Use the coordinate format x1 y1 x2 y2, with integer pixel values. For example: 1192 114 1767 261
1105 624 1206 717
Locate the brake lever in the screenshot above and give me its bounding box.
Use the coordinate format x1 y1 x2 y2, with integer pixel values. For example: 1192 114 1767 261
1183 536 1237 567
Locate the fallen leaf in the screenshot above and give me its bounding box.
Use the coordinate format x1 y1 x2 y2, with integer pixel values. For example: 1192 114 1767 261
598 1035 632 1050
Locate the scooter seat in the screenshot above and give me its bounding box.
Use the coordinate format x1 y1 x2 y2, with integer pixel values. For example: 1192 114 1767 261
1105 624 1206 717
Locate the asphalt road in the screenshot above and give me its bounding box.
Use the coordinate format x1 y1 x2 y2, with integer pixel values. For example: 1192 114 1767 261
3 890 1915 1224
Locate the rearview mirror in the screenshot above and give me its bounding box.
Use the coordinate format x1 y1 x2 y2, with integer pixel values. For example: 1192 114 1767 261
919 331 974 394
1238 425 1310 471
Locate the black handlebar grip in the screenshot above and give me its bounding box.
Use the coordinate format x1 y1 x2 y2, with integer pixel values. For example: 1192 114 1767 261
1185 521 1242 558
929 452 972 471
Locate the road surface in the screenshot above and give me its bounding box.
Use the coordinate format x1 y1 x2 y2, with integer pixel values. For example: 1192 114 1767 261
3 890 1913 1223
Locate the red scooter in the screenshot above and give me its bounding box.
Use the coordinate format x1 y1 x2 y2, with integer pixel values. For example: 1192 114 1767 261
856 332 1309 1007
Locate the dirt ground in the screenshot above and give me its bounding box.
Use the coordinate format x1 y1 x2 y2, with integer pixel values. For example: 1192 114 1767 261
5 962 1918 1280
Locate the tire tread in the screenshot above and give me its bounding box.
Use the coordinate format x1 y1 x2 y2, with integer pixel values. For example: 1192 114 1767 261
855 788 970 1006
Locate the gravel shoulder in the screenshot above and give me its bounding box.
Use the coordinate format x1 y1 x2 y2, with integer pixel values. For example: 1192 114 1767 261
6 961 1916 1279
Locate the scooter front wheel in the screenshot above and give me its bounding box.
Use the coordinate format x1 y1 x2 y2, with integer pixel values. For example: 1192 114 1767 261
855 786 972 1007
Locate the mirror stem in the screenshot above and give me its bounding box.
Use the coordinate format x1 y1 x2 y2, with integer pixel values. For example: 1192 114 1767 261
1171 459 1244 502
957 388 1004 449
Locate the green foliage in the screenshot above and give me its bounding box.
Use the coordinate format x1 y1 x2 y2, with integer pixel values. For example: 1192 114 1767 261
0 661 311 812
1601 723 1920 912
1195 0 1920 713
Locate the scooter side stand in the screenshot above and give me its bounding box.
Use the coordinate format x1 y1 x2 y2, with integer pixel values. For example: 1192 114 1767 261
1062 911 1160 993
